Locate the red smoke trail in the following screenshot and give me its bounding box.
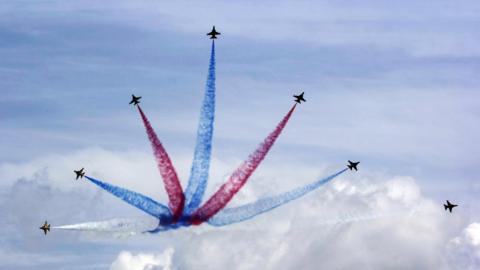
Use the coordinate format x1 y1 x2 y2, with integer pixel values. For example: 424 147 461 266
189 104 297 224
137 106 185 222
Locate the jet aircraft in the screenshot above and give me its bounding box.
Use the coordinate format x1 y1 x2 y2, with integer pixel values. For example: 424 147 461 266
129 95 141 106
347 160 360 171
74 168 85 180
293 92 306 104
207 26 220 39
444 200 458 213
39 221 50 235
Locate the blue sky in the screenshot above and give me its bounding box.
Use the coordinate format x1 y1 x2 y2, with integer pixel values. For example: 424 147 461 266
1 1 479 269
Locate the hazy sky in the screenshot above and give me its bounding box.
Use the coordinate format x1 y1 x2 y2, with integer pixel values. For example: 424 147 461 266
1 1 479 269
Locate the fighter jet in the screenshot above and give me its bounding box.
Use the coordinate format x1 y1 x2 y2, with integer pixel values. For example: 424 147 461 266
347 160 360 171
293 92 306 104
444 200 458 213
207 26 220 39
129 94 141 106
39 221 50 235
74 168 85 180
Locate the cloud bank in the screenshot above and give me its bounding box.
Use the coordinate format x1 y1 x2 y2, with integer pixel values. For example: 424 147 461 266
111 249 174 270
447 223 480 269
0 146 475 269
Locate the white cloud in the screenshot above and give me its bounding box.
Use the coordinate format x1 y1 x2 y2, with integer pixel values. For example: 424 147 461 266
99 172 467 270
171 174 455 270
447 222 480 270
110 249 174 270
0 145 473 269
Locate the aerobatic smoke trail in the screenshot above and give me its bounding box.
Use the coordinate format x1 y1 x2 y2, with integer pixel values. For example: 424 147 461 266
85 176 171 222
137 106 185 221
302 208 418 228
207 168 347 226
184 40 216 215
54 218 157 234
190 104 297 224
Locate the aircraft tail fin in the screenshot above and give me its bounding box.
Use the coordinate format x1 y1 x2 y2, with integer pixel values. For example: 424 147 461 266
347 165 353 170
444 204 447 210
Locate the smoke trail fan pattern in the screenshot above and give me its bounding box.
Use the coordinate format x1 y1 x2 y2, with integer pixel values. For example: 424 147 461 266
61 39 351 233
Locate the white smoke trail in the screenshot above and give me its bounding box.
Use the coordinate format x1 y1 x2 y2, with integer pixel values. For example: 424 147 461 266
304 207 419 228
53 217 158 236
214 208 419 234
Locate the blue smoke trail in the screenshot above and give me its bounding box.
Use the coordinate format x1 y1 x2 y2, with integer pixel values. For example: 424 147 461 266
183 40 216 214
207 168 348 226
85 176 172 222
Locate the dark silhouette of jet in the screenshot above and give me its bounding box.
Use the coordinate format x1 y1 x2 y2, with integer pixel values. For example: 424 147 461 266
207 26 220 39
444 200 458 213
74 168 85 180
293 92 306 104
347 160 360 171
129 94 141 106
39 221 50 235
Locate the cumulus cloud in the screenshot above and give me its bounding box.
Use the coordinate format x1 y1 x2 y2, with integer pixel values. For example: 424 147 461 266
97 171 466 270
170 174 451 270
111 249 174 270
447 222 480 269
0 138 475 270
0 146 470 269
0 145 473 269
